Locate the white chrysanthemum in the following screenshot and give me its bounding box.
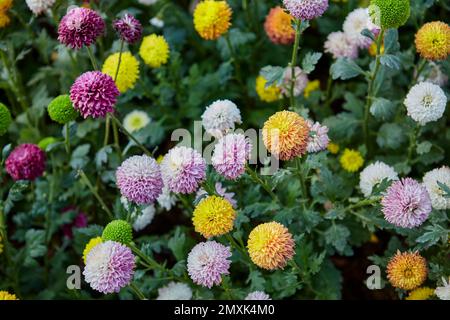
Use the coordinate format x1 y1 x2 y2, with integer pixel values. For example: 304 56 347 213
324 31 359 59
404 82 447 126
150 17 164 28
281 67 309 97
201 100 242 138
157 185 177 211
245 291 272 300
343 8 379 49
359 161 399 197
423 166 450 210
26 0 55 15
156 282 193 300
123 110 151 133
418 62 449 87
132 205 156 231
435 277 450 300
138 0 158 5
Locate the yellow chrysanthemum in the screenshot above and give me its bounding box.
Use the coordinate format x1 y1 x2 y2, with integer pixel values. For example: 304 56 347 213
102 52 139 93
415 21 450 61
387 251 428 290
0 12 10 28
247 222 295 270
327 142 340 154
139 34 170 68
192 195 236 239
256 75 281 103
0 291 17 300
340 148 364 172
82 237 102 263
263 111 310 161
405 287 435 300
0 0 12 12
193 0 232 40
304 79 320 98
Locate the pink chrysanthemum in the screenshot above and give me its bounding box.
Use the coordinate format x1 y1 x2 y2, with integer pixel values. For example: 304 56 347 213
6 144 46 181
62 206 88 239
283 0 329 21
160 146 206 194
58 7 105 49
113 13 143 44
116 155 163 205
324 31 359 59
281 67 309 97
381 178 432 229
187 241 232 288
83 240 135 294
70 71 119 119
245 291 272 300
306 120 330 153
211 133 252 180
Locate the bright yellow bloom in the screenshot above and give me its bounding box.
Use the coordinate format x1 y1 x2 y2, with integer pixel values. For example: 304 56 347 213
262 111 310 161
82 237 102 263
387 251 428 290
405 287 435 300
0 12 10 28
0 0 12 12
192 196 236 238
139 34 170 68
415 21 450 61
304 79 320 98
247 222 295 270
193 0 232 40
0 291 17 300
340 148 364 172
256 75 281 103
102 52 139 93
327 142 340 154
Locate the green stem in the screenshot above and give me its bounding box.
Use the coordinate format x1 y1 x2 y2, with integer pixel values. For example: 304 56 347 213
110 114 153 157
129 282 146 300
407 125 420 166
78 170 113 220
345 197 381 212
245 165 278 202
0 207 20 297
65 124 71 154
86 46 99 70
290 19 302 108
295 157 309 201
224 32 244 87
103 115 110 147
412 59 427 86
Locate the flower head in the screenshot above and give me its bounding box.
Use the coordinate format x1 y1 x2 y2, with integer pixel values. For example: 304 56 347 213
369 0 410 29
415 21 450 61
405 287 435 300
381 178 432 229
281 67 308 97
102 52 139 93
157 185 177 211
70 71 119 119
157 282 193 300
187 241 232 288
256 75 281 103
47 95 78 124
423 166 450 210
123 110 150 133
327 142 340 154
113 13 143 44
0 291 17 300
304 79 320 98
343 8 380 49
0 0 12 12
264 6 295 45
0 12 10 28
359 161 398 197
435 277 450 300
193 0 232 40
6 144 46 181
196 182 237 208
132 205 155 232
102 220 133 245
245 291 272 300
139 34 169 68
26 0 55 15
116 155 163 205
83 237 102 263
324 31 358 59
0 102 12 136
83 240 135 294
201 99 242 138
283 0 329 21
340 149 364 172
247 222 295 270
62 207 87 238
306 120 329 153
387 251 427 290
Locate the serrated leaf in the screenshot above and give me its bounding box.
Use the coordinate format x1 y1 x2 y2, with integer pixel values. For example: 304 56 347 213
301 52 322 74
168 227 186 261
370 98 395 121
384 29 400 54
260 65 284 87
324 224 351 254
380 54 401 70
416 141 432 155
415 225 448 249
330 58 365 80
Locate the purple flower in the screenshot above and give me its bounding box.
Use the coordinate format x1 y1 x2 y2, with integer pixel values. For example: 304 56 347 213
116 155 164 205
283 0 329 21
187 241 231 288
381 178 432 229
83 241 135 294
113 13 143 44
70 71 119 119
6 144 46 181
306 120 330 153
62 206 88 238
58 7 105 49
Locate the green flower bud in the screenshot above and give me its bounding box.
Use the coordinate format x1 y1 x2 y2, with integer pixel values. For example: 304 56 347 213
0 103 12 136
38 137 58 150
369 0 410 29
102 220 133 245
47 95 78 124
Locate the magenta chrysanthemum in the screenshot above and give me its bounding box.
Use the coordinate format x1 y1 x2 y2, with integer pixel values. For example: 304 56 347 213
283 0 329 21
160 146 206 194
113 13 143 44
306 120 330 153
116 155 163 205
187 241 232 288
211 133 252 180
381 178 432 229
70 71 119 119
83 240 135 294
5 144 46 181
58 7 105 49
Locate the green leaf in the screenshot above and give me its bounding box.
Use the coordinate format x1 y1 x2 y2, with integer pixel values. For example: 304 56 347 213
416 141 432 155
383 29 400 54
4 180 29 214
370 98 395 121
246 270 266 291
330 58 365 80
415 225 449 249
301 52 322 74
95 146 113 169
380 54 401 70
376 123 407 149
437 181 450 198
260 65 284 87
70 144 91 169
168 227 186 261
1 143 12 163
324 224 351 254
361 28 375 41
24 229 47 266
323 113 360 141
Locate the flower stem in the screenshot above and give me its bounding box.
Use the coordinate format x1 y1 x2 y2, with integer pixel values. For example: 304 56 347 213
295 157 309 202
110 114 153 157
412 58 427 86
114 40 125 82
407 124 421 166
224 32 244 87
77 169 113 220
345 197 381 212
245 164 278 202
65 124 71 154
290 19 302 108
129 282 146 300
86 46 99 70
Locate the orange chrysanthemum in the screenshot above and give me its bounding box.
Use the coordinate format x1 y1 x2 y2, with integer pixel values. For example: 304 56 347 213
264 6 295 45
415 21 450 61
0 0 12 12
387 251 428 290
262 111 309 161
247 222 295 270
193 0 232 40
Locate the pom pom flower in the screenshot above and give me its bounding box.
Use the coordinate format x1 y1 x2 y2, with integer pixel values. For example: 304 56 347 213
132 205 155 232
193 0 232 40
113 13 143 44
264 6 295 45
102 220 133 245
102 52 140 93
405 287 435 300
0 291 18 300
201 99 242 138
82 237 102 263
359 161 398 197
282 0 329 21
6 144 46 181
369 0 410 29
0 102 12 135
306 120 329 153
324 31 358 59
256 75 281 103
435 277 450 300
245 291 271 300
47 95 78 124
139 34 170 68
415 21 450 61
423 166 450 210
387 251 428 290
343 8 380 49
157 282 193 300
340 149 364 173
26 0 55 15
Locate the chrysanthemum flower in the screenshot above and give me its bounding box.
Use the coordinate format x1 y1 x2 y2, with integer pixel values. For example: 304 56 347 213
405 287 435 300
324 31 358 59
157 282 193 300
82 237 102 263
193 0 232 40
102 52 140 93
387 251 428 290
369 0 410 29
196 182 237 208
132 205 155 232
201 99 242 138
281 67 308 97
415 21 450 61
83 240 135 294
102 220 133 245
423 166 450 210
359 161 398 197
245 291 271 300
70 71 119 119
160 146 206 194
247 222 295 270
139 34 170 68
404 82 447 126
193 195 236 239
113 13 143 44
435 277 450 300
187 241 232 288
256 75 281 103
306 120 330 153
116 155 164 205
340 148 364 172
0 102 12 136
262 111 310 161
304 79 320 98
343 8 380 49
26 0 55 15
0 291 18 300
283 0 329 21
381 178 432 229
0 12 10 28
264 6 295 45
157 185 177 211
6 144 46 181
123 110 150 133
327 142 340 154
212 133 252 180
47 95 78 124
58 7 105 49
0 0 12 12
